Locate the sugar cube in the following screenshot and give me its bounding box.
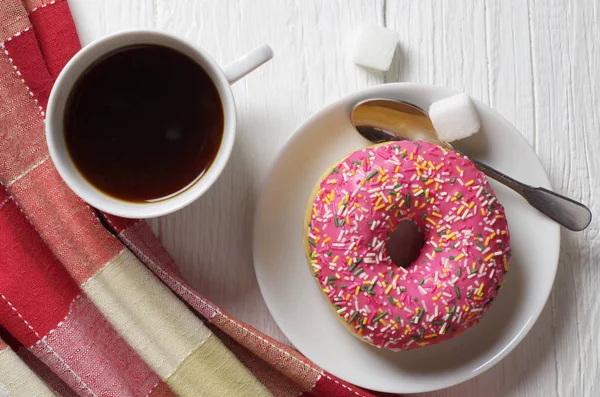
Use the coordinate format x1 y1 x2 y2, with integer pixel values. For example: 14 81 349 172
429 93 481 142
352 24 399 71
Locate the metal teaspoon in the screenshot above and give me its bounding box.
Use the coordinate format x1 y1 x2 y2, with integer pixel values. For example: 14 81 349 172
350 98 592 231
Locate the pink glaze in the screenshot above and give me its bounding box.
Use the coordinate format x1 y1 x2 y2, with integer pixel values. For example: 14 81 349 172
306 140 510 350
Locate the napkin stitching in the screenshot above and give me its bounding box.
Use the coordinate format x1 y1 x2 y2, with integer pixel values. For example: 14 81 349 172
222 315 360 396
219 313 320 374
5 155 49 188
77 245 212 397
0 196 12 211
101 213 121 230
0 293 97 397
0 27 30 46
30 1 59 14
217 315 362 396
116 223 367 396
118 232 220 316
146 342 208 397
92 237 212 397
37 294 83 341
321 374 362 396
0 26 121 256
79 248 128 288
0 3 362 396
116 233 327 384
146 381 160 396
1 35 45 118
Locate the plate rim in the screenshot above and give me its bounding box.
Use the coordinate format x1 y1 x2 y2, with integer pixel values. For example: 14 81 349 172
252 82 560 393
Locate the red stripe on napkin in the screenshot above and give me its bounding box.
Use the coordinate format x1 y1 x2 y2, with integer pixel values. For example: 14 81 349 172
0 52 48 184
29 295 165 396
0 188 165 396
310 375 371 397
27 0 80 79
2 28 52 109
8 161 125 284
0 194 79 346
0 334 79 397
0 0 383 395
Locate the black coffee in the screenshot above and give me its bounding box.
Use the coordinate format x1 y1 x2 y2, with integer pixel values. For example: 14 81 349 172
64 44 224 202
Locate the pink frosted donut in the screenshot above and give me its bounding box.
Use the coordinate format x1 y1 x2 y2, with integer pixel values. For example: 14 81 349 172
303 140 511 350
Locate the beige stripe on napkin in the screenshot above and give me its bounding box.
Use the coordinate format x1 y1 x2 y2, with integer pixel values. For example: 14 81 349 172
81 249 269 395
0 0 30 43
0 346 54 397
81 249 211 379
165 334 271 396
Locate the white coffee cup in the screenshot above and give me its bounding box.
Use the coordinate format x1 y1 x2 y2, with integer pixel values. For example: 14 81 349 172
46 29 273 218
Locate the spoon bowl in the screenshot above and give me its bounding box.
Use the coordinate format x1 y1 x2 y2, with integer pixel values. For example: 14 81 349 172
350 98 592 231
351 99 451 149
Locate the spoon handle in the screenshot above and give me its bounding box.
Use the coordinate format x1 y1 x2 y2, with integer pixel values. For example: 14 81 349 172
467 156 592 231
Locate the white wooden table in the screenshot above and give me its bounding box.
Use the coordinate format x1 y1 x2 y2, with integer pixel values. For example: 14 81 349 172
70 1 599 395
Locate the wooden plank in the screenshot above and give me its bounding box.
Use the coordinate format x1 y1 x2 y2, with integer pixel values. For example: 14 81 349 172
61 1 600 395
529 1 600 396
384 0 489 104
153 0 385 344
69 0 155 45
467 2 558 397
384 2 494 396
384 1 598 396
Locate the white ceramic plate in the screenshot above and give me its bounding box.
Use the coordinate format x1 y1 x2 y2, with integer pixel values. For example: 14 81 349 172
253 83 559 394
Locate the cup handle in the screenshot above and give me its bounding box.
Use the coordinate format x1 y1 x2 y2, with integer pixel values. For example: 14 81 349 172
222 45 274 85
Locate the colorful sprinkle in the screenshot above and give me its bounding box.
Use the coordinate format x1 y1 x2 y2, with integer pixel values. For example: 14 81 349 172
305 140 510 350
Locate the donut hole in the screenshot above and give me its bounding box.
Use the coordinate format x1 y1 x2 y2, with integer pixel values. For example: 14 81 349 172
386 220 424 269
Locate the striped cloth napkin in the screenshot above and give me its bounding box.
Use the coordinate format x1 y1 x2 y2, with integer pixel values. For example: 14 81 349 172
0 1 382 396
